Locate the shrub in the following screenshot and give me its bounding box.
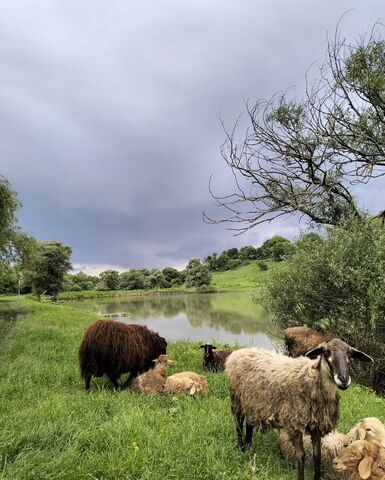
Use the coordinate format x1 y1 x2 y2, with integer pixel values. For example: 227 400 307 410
195 285 218 294
258 261 268 271
263 217 385 393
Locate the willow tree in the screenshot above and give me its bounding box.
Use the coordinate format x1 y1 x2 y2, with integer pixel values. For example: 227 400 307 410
205 25 385 232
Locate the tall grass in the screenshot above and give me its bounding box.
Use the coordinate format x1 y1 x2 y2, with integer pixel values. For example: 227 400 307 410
0 299 383 479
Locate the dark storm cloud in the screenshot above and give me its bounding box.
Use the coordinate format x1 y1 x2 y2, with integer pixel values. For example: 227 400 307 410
0 1 384 272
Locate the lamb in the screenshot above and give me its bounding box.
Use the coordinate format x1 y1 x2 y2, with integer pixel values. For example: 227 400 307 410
79 319 167 391
164 371 208 397
279 417 385 479
130 354 170 396
200 343 233 372
284 326 331 357
225 339 373 480
333 440 385 480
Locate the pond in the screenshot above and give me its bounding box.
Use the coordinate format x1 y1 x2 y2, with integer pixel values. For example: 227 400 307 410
71 293 277 349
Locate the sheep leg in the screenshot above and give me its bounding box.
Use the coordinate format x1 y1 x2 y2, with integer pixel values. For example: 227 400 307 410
108 375 119 389
230 390 245 450
244 422 254 451
310 429 322 480
291 433 305 480
84 373 92 391
120 369 139 389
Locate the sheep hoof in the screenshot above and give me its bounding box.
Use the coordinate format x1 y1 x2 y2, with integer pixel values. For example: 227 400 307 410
240 444 251 453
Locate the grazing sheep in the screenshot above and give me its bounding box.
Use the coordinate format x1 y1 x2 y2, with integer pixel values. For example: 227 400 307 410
200 343 233 372
164 371 208 397
130 354 170 396
279 417 385 479
225 339 373 480
79 319 167 391
333 440 385 480
284 326 331 357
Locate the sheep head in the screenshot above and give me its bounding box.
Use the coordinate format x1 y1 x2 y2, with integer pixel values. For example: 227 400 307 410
357 418 385 448
306 338 373 390
333 440 378 479
200 343 216 360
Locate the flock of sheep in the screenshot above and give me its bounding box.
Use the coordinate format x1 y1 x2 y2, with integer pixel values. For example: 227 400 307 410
79 321 385 480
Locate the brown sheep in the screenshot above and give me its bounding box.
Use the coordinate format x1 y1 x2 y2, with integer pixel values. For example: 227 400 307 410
333 440 385 479
164 371 208 397
79 319 167 391
130 354 170 396
200 343 233 372
284 326 331 357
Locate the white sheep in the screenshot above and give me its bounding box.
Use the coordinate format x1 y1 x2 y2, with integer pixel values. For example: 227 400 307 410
164 371 208 397
279 417 385 479
225 339 372 480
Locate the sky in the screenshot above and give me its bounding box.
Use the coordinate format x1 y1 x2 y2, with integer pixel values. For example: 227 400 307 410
0 1 384 275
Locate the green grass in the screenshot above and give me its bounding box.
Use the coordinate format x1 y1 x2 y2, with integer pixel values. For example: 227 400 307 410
0 298 383 480
211 261 273 292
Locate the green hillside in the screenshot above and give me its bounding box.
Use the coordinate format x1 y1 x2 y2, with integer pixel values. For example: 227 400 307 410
211 260 273 292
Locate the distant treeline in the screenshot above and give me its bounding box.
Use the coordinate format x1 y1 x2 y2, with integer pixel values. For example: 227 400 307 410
62 235 294 293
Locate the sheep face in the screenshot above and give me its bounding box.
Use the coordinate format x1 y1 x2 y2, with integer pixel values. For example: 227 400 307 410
357 418 385 448
153 354 170 366
200 344 216 361
306 338 373 390
333 440 377 479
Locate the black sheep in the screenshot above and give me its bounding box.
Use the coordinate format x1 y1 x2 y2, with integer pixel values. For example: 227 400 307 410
79 319 167 391
199 343 233 372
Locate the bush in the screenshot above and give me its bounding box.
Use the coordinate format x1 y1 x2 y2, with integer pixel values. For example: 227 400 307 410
195 285 218 294
263 217 385 393
258 261 268 271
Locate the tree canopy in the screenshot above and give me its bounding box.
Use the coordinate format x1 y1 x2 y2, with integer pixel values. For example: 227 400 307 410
205 24 385 232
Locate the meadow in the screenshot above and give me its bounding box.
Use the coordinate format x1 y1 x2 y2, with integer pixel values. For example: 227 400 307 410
0 297 384 480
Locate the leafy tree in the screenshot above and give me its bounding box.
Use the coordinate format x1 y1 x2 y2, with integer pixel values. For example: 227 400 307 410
162 267 181 284
204 253 218 271
0 175 21 255
205 25 385 231
64 272 97 291
215 253 230 271
145 270 170 289
184 258 211 287
99 270 120 290
31 241 72 298
225 247 239 259
119 270 146 290
256 236 293 261
239 245 258 260
263 216 385 392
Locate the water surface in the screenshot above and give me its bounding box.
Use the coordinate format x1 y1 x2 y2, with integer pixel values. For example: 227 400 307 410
71 293 275 348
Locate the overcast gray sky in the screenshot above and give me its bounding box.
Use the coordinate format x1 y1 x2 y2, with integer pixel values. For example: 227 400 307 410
1 1 384 274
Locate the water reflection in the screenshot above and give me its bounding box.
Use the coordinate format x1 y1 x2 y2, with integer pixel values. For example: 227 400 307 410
72 293 275 348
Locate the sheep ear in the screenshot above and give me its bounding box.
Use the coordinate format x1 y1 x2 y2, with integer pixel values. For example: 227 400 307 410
358 454 373 479
212 346 217 350
350 348 373 363
357 423 366 440
306 343 326 359
189 385 196 396
199 345 206 349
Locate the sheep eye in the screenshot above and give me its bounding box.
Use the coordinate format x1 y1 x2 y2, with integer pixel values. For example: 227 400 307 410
366 428 373 433
323 350 331 358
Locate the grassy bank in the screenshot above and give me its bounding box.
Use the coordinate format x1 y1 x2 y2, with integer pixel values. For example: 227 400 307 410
0 299 383 480
58 261 274 300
